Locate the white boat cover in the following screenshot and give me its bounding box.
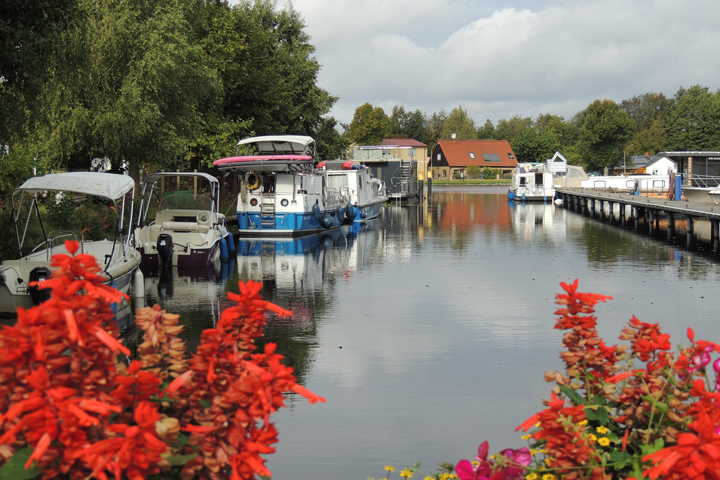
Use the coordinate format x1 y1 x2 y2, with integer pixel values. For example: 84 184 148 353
236 135 314 147
14 172 135 200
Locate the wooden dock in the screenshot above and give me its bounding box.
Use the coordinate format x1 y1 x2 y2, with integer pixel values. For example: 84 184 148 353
555 187 720 251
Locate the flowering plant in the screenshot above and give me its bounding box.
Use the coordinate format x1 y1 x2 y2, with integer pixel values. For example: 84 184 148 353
0 240 324 480
378 280 720 480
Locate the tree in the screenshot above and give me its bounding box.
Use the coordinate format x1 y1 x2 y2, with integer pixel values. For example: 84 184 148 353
466 165 481 179
347 103 391 145
476 119 496 140
218 0 337 137
663 85 720 151
439 106 476 140
426 109 447 144
534 114 580 150
314 116 349 160
495 115 533 143
511 129 558 163
620 92 669 132
580 100 636 172
389 105 409 138
34 0 223 183
627 120 667 155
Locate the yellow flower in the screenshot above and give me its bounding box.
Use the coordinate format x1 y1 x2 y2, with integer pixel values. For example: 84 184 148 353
530 449 537 455
424 477 434 480
596 426 610 434
544 458 552 466
542 474 556 480
539 449 547 454
400 469 414 479
535 422 541 428
588 433 597 442
526 474 539 480
598 437 611 446
521 434 532 440
384 466 395 472
489 455 496 460
578 420 588 426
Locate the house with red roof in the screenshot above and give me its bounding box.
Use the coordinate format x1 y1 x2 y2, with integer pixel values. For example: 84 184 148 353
430 140 517 180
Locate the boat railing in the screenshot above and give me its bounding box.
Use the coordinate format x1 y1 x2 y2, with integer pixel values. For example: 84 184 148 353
31 231 84 260
684 174 720 188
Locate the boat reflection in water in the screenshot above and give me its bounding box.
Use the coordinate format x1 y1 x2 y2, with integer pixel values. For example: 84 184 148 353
140 259 236 331
235 220 383 384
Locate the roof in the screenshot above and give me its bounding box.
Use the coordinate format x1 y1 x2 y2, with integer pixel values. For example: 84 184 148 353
236 135 314 147
142 171 219 186
381 138 428 148
433 140 517 168
14 172 135 202
629 155 675 168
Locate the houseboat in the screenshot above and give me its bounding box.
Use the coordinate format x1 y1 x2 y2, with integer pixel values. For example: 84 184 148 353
322 160 388 222
508 163 555 202
213 135 346 236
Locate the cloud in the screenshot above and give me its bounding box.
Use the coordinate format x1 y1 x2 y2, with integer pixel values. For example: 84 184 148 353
284 0 720 125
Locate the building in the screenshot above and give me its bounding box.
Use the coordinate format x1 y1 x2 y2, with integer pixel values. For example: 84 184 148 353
429 140 517 180
620 154 677 176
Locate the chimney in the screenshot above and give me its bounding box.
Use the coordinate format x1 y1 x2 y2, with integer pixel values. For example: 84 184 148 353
644 152 649 157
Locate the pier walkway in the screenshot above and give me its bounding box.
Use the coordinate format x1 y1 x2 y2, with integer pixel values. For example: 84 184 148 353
555 187 720 251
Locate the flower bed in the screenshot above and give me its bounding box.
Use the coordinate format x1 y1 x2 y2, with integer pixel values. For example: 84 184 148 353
375 280 720 480
0 240 324 479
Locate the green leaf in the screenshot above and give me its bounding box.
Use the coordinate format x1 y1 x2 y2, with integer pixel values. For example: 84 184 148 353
596 406 609 426
177 433 190 446
0 448 42 480
609 451 629 463
559 385 586 405
161 453 198 466
642 395 669 414
199 399 212 408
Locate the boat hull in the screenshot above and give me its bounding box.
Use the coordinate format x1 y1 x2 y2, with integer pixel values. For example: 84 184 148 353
137 241 221 267
236 210 343 237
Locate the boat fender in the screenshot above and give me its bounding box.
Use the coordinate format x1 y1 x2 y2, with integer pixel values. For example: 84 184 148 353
219 235 229 262
157 233 174 266
28 267 52 306
320 213 333 229
346 205 357 221
317 161 325 168
342 160 354 170
543 196 547 203
247 174 260 190
522 193 526 202
320 234 334 249
337 205 345 222
226 232 236 254
507 190 514 200
312 202 322 221
134 268 145 298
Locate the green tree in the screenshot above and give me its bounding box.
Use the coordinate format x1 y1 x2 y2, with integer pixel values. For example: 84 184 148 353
314 116 349 160
495 115 533 143
439 106 476 140
427 110 447 144
663 85 720 151
620 92 669 132
534 114 580 150
465 165 481 179
627 120 667 155
36 0 222 179
476 119 496 140
580 99 636 172
347 103 391 145
511 129 558 162
389 105 409 138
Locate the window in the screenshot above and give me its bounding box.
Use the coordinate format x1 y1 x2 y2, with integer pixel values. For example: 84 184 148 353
508 153 515 160
469 152 475 159
437 154 441 160
411 148 416 157
482 153 501 162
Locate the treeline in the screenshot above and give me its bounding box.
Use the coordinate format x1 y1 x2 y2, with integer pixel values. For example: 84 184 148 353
0 0 344 193
345 85 720 173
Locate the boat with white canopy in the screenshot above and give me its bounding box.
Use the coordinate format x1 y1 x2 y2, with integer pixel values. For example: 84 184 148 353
0 172 141 314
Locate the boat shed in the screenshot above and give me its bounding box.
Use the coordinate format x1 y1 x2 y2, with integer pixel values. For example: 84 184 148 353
430 140 517 180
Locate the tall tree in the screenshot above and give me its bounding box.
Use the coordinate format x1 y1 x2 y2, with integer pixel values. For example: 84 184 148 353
438 106 476 140
511 129 558 163
580 99 636 172
663 85 720 151
426 110 447 144
495 115 533 143
389 105 409 138
620 92 669 132
476 119 496 140
347 103 391 145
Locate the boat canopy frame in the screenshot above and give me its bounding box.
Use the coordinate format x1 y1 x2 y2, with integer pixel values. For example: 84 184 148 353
11 172 136 262
136 171 221 228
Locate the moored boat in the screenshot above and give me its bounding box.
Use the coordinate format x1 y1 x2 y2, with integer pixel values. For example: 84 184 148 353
134 172 231 267
508 163 555 202
0 172 141 314
213 135 347 237
322 160 388 223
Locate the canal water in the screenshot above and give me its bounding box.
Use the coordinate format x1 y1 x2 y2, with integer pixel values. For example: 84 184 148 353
127 186 720 480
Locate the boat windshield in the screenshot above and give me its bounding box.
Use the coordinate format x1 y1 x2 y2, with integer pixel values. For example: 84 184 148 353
159 193 213 211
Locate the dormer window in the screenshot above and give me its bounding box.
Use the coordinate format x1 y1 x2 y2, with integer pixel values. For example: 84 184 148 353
508 153 515 160
469 152 475 159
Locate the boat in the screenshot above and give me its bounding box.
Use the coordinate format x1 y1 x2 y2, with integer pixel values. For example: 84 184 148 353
0 172 141 314
508 162 555 202
322 160 388 222
213 135 347 237
134 172 231 267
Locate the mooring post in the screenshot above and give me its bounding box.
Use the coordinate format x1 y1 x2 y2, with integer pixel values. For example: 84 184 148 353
648 209 655 235
620 204 626 227
686 215 694 248
667 212 675 241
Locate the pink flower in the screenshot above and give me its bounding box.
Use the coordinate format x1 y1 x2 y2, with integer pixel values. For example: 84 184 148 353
497 447 531 477
457 441 492 480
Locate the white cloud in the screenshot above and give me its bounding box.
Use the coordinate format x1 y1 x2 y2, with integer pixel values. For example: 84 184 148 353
281 0 720 125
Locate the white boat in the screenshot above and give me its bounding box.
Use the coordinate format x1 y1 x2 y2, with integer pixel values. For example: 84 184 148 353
0 172 141 314
323 160 388 222
213 135 347 236
134 172 231 267
508 163 555 202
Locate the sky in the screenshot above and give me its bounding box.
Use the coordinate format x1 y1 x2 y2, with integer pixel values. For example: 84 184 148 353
257 0 720 128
